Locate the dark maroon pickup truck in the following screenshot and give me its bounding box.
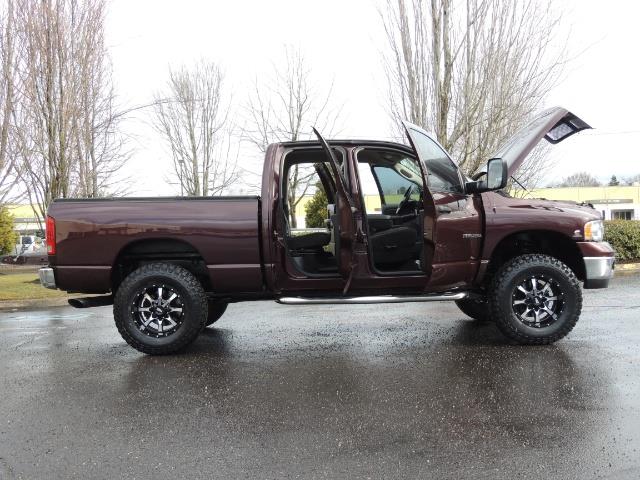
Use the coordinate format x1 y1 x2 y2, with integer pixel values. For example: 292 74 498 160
39 107 614 354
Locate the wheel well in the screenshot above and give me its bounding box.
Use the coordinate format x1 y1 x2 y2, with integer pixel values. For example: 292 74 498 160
111 239 211 293
486 231 585 283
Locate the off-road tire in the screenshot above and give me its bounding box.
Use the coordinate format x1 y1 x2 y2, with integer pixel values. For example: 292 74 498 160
113 263 208 355
489 254 582 345
206 301 228 326
455 298 490 322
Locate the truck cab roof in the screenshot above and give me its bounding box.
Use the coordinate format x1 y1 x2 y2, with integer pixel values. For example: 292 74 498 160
274 139 413 152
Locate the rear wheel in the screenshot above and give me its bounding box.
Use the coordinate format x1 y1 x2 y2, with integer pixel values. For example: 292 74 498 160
455 297 490 322
206 301 228 326
489 254 582 345
113 263 208 355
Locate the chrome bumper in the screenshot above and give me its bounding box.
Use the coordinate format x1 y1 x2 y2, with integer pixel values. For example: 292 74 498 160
583 256 615 289
38 267 57 289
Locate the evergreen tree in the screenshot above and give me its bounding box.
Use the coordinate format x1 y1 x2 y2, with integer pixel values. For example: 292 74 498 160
609 175 619 186
0 207 17 255
304 183 328 228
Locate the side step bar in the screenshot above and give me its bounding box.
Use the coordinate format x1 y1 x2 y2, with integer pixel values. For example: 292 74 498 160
276 292 468 305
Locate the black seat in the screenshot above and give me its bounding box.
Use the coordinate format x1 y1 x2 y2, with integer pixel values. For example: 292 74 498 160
370 226 417 267
287 232 331 251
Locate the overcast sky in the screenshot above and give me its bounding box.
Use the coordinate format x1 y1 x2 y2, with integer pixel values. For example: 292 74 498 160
105 0 640 195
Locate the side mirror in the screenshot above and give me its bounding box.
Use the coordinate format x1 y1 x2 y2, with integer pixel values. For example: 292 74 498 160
465 158 508 193
486 157 508 190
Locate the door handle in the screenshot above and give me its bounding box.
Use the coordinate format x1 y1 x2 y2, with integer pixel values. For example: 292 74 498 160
437 205 452 214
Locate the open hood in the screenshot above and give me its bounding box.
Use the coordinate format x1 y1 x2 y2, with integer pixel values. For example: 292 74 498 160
480 107 591 178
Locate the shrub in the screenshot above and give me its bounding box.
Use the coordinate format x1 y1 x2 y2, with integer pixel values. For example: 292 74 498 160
304 182 328 228
604 220 640 261
0 206 18 255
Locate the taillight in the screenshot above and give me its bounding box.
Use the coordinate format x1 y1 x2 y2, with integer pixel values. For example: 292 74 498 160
46 216 56 255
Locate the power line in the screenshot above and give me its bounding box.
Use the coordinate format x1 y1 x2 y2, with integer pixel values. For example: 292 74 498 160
585 130 640 136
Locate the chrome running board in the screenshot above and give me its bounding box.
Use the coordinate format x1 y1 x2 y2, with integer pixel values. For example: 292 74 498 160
276 292 468 305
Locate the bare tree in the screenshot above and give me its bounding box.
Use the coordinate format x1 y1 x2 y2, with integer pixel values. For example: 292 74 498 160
623 174 640 186
382 0 565 183
11 0 127 225
153 61 238 197
559 172 601 188
71 2 129 198
0 0 20 204
245 47 340 227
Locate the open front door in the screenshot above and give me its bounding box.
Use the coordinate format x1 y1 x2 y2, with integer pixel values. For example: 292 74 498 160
312 128 357 280
400 121 439 276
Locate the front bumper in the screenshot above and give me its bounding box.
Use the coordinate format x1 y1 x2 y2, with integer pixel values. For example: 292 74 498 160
39 267 57 289
582 243 615 289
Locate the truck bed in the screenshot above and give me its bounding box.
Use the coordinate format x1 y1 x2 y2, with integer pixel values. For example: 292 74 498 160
48 196 263 294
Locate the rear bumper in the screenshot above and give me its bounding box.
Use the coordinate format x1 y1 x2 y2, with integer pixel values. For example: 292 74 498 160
579 242 615 289
39 267 57 289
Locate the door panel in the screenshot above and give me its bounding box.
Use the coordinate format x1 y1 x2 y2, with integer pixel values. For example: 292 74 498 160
393 128 439 276
312 128 357 280
402 121 482 290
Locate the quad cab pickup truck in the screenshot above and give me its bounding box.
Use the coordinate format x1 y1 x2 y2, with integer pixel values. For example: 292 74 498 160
39 107 615 354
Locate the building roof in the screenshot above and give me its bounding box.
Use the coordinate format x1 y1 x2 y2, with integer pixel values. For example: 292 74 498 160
523 186 640 204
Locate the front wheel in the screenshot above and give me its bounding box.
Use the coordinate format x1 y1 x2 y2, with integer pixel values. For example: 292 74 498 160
489 254 582 345
113 263 208 355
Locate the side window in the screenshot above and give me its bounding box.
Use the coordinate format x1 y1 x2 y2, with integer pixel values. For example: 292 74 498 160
373 166 421 203
356 148 424 214
408 131 462 193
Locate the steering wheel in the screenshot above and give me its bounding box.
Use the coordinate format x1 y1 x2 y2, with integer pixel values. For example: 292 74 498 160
395 185 414 215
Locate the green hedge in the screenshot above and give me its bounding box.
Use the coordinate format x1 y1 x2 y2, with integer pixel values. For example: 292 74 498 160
604 220 640 261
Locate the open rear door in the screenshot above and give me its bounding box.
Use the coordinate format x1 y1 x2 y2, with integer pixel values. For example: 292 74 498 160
312 128 357 281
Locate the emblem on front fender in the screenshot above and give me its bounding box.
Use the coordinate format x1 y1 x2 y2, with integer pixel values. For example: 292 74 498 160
462 233 482 239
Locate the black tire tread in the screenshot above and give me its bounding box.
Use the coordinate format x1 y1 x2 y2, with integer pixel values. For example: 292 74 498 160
113 263 208 355
489 254 582 345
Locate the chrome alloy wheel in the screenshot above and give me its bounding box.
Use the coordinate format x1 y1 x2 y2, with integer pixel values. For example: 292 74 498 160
511 275 564 328
131 285 185 338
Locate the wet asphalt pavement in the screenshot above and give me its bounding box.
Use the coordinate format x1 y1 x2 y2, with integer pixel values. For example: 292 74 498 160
1 274 639 479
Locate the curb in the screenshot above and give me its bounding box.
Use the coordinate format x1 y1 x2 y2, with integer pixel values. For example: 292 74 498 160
616 262 640 272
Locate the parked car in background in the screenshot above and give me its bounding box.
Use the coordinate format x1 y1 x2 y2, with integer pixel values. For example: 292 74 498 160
39 107 614 355
15 235 35 255
13 235 46 255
